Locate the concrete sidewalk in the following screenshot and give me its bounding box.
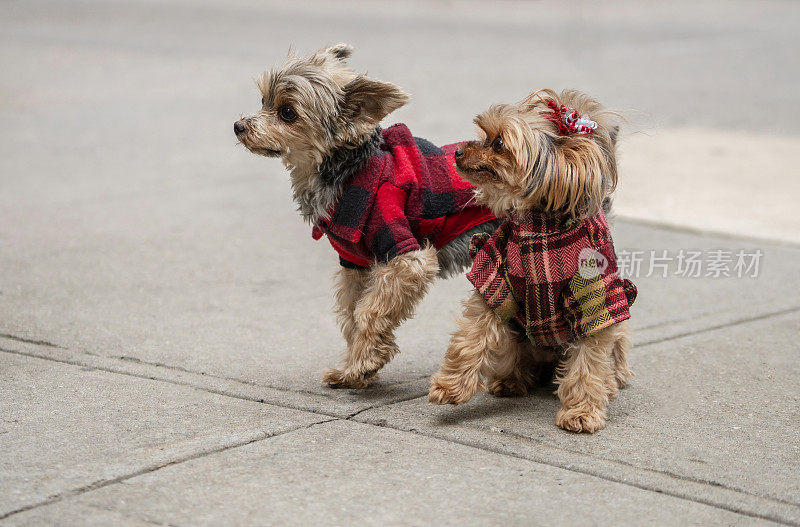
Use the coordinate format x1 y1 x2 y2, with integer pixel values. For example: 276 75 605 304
1 1 799 525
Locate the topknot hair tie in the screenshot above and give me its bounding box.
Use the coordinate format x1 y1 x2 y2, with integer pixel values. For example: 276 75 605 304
546 100 597 136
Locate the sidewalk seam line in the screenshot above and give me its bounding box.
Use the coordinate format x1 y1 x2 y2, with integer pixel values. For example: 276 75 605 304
2 334 798 524
111 354 336 401
0 345 342 420
0 338 793 511
0 418 338 521
0 332 64 349
636 305 800 348
348 417 798 526
491 426 800 508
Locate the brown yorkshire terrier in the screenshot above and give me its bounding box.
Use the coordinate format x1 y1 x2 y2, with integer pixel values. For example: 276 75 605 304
235 44 499 389
428 89 637 433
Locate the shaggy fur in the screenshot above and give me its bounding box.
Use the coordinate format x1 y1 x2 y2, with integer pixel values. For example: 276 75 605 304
325 246 439 388
235 44 498 387
429 89 632 433
236 43 409 225
455 89 620 219
312 128 382 221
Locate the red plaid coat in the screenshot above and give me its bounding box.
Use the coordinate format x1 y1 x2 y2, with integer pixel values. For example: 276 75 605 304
467 211 637 346
312 124 496 267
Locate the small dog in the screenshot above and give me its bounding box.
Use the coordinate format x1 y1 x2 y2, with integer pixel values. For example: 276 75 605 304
234 44 499 388
428 89 636 433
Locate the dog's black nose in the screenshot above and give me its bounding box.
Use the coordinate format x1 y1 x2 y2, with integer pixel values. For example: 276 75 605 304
234 120 247 135
454 148 464 158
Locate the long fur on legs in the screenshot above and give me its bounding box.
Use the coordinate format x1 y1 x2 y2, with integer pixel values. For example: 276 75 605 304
324 246 439 389
554 323 631 433
429 293 559 403
429 291 514 405
485 335 537 397
611 321 634 388
332 267 369 348
487 341 559 396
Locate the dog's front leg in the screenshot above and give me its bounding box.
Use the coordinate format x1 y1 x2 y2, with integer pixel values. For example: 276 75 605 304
323 246 439 389
429 291 512 405
554 325 618 433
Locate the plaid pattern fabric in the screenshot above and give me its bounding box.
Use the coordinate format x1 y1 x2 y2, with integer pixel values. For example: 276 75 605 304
466 211 637 346
313 123 496 267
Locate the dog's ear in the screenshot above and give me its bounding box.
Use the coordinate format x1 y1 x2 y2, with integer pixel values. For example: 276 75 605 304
323 43 354 61
342 76 410 125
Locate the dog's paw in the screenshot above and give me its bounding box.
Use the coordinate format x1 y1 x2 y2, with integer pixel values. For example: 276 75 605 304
322 368 346 387
487 378 527 398
428 382 458 405
555 406 606 433
428 376 474 405
322 368 377 389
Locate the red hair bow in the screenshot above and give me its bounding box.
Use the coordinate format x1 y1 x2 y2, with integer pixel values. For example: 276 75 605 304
546 100 597 136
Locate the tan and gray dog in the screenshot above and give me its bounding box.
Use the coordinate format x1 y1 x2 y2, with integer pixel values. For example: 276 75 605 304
235 44 499 389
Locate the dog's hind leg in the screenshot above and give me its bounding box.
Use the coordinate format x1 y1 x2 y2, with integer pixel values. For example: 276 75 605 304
332 267 369 349
485 334 535 398
323 246 439 389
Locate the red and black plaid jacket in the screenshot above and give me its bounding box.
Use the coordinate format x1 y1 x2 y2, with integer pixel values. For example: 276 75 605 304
312 123 496 268
467 211 637 346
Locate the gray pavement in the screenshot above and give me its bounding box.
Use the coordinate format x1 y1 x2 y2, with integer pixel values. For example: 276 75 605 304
1 1 799 525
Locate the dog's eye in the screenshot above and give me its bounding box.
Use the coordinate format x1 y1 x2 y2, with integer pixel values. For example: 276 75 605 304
492 136 505 153
261 97 265 106
278 105 297 123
